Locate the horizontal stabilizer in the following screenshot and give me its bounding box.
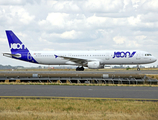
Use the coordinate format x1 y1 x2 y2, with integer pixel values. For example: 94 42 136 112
3 53 21 58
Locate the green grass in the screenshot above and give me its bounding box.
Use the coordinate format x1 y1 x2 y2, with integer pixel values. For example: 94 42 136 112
0 99 158 120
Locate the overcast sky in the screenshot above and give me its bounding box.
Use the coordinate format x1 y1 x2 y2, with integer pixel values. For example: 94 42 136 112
0 0 158 67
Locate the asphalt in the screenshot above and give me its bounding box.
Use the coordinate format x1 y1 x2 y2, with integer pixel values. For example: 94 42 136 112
0 85 158 100
0 70 158 74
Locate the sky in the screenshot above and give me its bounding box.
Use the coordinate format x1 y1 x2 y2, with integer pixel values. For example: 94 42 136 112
0 0 158 67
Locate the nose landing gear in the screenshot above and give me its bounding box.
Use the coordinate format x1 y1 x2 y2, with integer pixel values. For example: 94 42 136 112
76 66 84 71
137 65 140 71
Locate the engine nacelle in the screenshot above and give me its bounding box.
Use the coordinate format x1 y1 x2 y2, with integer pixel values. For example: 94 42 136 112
88 61 104 69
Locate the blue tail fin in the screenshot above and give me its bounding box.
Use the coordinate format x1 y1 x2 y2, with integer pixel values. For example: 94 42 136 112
5 30 38 63
6 30 29 54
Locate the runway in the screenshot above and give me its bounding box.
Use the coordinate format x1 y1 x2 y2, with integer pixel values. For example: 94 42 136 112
0 85 158 100
0 70 158 74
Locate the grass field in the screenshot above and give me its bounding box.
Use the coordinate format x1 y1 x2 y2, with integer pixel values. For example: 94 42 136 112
0 99 158 120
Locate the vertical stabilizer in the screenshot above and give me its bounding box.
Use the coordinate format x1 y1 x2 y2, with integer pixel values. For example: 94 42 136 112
6 30 29 54
5 30 38 63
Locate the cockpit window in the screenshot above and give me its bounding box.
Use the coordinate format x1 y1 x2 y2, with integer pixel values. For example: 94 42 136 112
145 54 152 56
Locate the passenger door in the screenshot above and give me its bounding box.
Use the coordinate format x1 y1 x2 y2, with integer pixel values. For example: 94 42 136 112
136 53 141 60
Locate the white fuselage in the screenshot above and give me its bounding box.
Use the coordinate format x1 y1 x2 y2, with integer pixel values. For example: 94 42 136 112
30 50 157 66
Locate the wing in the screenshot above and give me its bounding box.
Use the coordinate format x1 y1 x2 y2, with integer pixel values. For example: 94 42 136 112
55 54 91 65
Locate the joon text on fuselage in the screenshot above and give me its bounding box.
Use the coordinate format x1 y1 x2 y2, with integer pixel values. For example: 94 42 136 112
112 51 136 58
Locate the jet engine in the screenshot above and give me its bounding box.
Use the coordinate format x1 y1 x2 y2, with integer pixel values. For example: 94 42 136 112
87 61 104 69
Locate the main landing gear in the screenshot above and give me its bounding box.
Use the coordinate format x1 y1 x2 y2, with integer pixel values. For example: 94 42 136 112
137 65 140 71
76 66 84 71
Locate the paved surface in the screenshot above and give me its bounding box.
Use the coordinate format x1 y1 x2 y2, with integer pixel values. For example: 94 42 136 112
0 85 158 99
0 70 158 74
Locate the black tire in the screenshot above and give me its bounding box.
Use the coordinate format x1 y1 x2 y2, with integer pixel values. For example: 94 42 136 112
81 67 84 71
137 68 140 71
76 67 79 71
76 67 84 71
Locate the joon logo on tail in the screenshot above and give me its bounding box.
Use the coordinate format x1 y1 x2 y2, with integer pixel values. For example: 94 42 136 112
10 43 26 49
112 51 136 58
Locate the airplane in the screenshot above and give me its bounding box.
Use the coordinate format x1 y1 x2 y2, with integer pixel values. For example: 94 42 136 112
3 30 157 71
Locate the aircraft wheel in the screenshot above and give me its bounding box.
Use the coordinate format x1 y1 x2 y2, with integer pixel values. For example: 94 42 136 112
81 67 84 71
76 67 79 71
76 67 84 71
137 68 140 71
137 65 140 71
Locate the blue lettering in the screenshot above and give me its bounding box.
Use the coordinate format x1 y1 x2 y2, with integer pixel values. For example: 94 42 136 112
124 52 130 58
130 51 136 58
120 52 124 58
112 51 136 58
113 52 116 58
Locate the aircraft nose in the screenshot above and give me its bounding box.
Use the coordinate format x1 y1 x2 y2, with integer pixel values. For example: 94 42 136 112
152 57 157 62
